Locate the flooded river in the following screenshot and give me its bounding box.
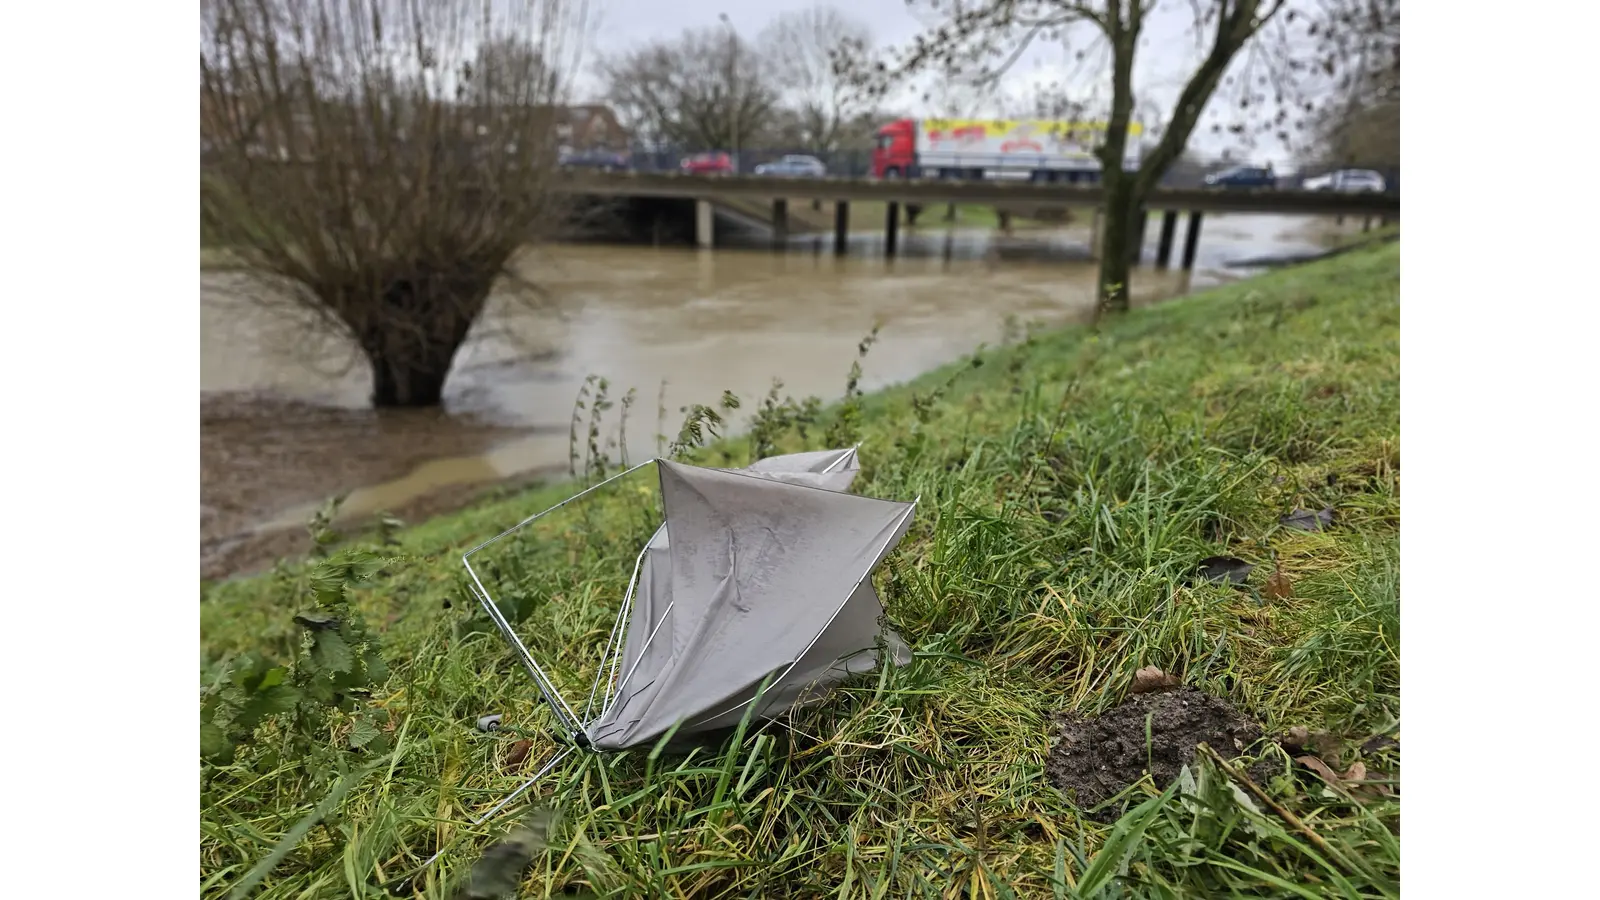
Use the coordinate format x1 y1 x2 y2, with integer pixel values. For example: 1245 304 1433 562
201 213 1364 578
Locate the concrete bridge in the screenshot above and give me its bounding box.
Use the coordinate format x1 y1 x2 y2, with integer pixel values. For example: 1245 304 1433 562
557 171 1401 268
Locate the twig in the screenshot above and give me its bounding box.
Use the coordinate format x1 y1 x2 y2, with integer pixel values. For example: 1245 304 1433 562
1196 743 1371 881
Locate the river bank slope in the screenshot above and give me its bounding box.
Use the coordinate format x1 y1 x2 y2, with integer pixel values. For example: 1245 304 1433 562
201 241 1400 898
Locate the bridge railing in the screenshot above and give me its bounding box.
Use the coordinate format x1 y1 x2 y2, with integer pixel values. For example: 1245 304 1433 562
617 146 1397 193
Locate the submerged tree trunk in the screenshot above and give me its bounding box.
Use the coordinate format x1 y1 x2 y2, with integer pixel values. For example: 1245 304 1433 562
366 342 460 407
348 272 493 408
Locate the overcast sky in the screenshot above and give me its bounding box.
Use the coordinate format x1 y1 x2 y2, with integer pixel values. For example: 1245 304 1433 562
575 0 1315 164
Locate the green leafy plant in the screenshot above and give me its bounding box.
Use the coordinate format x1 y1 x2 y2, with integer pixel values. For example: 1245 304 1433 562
306 493 347 557
201 548 396 767
747 378 823 463
669 390 741 461
824 324 880 448
374 510 405 547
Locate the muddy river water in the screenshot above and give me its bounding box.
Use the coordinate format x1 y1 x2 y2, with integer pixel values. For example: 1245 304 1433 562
201 213 1362 578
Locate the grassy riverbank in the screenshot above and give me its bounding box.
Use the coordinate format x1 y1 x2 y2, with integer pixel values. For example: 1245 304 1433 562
201 241 1400 898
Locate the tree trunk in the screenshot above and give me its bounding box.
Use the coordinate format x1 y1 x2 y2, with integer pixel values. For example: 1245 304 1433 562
1096 172 1137 316
1096 6 1141 319
352 275 490 408
367 344 459 407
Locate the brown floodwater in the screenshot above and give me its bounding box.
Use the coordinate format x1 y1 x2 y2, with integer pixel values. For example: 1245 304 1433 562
200 213 1364 579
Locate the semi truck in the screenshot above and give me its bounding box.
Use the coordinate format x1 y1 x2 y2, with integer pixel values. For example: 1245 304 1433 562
869 117 1143 182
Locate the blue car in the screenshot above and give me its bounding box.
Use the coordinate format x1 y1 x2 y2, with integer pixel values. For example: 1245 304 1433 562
1204 165 1277 189
559 149 631 172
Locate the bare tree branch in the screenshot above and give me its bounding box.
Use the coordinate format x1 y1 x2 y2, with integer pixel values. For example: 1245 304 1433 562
601 26 780 152
200 0 591 407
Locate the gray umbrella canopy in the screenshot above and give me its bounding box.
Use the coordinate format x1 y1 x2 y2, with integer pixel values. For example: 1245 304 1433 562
584 448 915 750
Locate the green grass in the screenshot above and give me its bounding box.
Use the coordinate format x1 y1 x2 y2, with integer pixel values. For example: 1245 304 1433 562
200 242 1400 898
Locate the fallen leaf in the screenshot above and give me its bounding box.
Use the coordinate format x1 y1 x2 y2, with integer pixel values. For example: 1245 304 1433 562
1282 725 1310 750
1342 761 1367 783
1281 508 1335 532
503 739 534 772
1360 734 1399 755
1196 556 1253 585
1296 755 1342 784
1264 565 1294 600
1131 665 1182 694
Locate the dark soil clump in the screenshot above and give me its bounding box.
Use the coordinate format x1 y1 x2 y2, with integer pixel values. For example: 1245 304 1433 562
1048 687 1269 821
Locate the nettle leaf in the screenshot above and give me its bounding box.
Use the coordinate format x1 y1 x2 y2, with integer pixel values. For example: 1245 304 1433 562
230 654 280 692
363 651 389 685
294 610 339 630
237 684 301 728
349 716 383 749
200 722 232 759
310 630 356 674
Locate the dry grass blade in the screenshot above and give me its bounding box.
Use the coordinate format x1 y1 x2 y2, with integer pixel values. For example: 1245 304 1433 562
1200 743 1370 881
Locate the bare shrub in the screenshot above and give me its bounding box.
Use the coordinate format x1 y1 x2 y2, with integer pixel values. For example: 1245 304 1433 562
200 0 591 406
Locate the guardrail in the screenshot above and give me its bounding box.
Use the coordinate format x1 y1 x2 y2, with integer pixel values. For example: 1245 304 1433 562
553 171 1401 216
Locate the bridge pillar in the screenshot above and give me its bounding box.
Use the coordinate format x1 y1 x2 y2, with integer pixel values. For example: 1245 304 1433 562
1181 212 1204 271
695 199 714 249
1130 209 1150 264
885 202 900 257
834 201 850 255
1155 211 1178 268
773 198 789 247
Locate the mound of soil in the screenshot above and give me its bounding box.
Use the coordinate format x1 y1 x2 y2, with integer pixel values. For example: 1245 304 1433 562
1047 687 1266 820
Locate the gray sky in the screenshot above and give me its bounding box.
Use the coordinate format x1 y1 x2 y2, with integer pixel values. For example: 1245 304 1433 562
576 0 1314 164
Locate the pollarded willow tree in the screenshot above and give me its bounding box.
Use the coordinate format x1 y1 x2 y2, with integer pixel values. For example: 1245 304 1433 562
864 0 1319 316
200 0 590 407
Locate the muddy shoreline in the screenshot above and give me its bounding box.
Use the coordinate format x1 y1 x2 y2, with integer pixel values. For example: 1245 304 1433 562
200 391 553 581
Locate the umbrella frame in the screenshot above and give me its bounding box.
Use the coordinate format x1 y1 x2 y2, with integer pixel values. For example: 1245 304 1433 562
414 451 913 877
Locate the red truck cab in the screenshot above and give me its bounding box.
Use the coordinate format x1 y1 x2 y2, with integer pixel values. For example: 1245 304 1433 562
871 119 918 179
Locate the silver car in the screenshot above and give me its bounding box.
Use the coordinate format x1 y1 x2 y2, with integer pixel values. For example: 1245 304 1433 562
754 154 828 178
1301 168 1387 193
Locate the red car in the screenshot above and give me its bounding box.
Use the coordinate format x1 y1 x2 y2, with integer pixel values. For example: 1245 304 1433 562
680 152 734 176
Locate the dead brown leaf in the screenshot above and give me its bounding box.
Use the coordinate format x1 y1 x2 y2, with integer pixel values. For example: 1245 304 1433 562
1296 755 1342 783
1282 725 1310 750
503 739 534 773
1298 755 1392 800
1264 564 1294 600
1130 665 1182 694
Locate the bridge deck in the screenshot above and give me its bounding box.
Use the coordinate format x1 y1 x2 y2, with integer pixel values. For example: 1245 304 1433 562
558 171 1400 217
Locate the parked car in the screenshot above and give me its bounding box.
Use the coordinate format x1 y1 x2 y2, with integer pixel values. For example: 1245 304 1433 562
1300 168 1387 193
754 154 827 178
1204 164 1277 189
680 152 735 176
559 149 630 172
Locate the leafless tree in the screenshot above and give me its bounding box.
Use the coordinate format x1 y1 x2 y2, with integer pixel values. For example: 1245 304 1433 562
199 0 591 407
601 27 780 153
855 0 1322 317
1301 0 1398 168
755 5 874 152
